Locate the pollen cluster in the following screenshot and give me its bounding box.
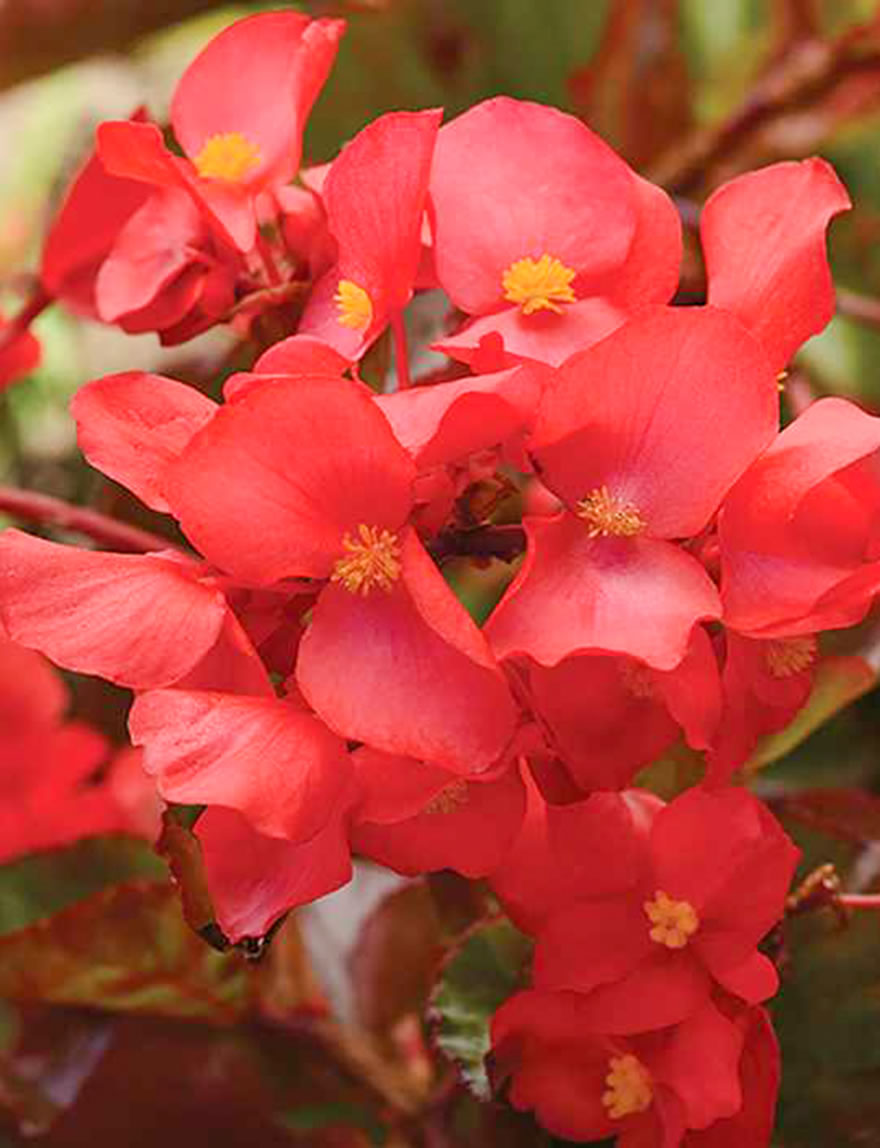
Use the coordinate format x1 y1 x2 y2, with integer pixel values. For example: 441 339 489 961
331 524 401 596
577 485 645 539
423 779 469 815
335 279 373 330
602 1054 653 1120
502 253 576 315
644 890 699 949
764 635 817 679
194 131 261 182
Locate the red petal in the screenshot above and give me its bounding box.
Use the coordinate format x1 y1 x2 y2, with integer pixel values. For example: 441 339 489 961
171 14 343 186
297 529 516 772
353 763 526 877
72 370 216 512
721 396 880 634
165 376 415 583
322 109 440 314
0 632 66 730
652 1002 744 1129
703 158 851 370
0 323 40 390
94 188 205 323
129 689 352 841
603 173 682 308
252 334 350 378
704 950 778 1004
375 364 545 467
350 746 452 823
41 137 151 315
0 532 226 688
196 806 351 942
534 899 653 995
489 778 651 931
486 513 720 669
97 121 183 190
431 97 637 315
434 297 629 369
532 306 778 537
527 653 680 792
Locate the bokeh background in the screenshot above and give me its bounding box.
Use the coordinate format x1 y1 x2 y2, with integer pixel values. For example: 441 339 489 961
3 2 880 1145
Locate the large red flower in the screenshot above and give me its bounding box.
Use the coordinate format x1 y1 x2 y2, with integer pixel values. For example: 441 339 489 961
97 12 344 251
486 306 778 669
531 787 798 1033
430 97 681 367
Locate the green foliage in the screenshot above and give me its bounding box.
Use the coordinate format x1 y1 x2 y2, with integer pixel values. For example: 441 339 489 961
429 917 531 1102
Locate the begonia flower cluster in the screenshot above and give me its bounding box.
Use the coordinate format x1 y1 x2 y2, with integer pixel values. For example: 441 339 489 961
0 11 875 1145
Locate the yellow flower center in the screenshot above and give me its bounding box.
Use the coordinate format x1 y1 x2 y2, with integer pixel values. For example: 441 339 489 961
764 635 817 679
331 524 401 596
193 132 261 182
601 1054 653 1120
334 279 373 330
577 486 645 539
501 253 576 315
644 890 699 949
423 779 469 816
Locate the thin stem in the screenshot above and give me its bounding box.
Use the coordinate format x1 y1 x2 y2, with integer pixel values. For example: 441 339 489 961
256 230 283 287
838 892 880 909
0 287 51 351
836 287 880 330
0 485 179 553
391 310 412 392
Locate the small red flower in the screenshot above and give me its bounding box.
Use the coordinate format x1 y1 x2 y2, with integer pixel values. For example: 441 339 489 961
491 991 747 1145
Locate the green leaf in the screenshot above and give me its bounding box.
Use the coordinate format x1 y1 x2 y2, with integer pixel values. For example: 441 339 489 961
0 835 165 936
429 917 531 1101
0 881 251 1022
774 909 880 1144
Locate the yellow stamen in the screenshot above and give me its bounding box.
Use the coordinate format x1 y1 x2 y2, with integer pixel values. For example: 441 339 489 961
502 253 576 316
577 486 645 539
335 279 373 330
765 635 817 679
644 890 699 949
423 779 469 815
194 132 261 182
331 524 401 596
601 1054 653 1120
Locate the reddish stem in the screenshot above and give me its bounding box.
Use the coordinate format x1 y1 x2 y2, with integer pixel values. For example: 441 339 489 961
391 310 412 392
256 230 283 287
838 893 880 909
0 287 52 351
0 485 179 553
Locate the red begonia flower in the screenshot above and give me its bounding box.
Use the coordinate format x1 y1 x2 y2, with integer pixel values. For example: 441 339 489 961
300 109 441 357
702 158 850 372
195 805 352 943
252 334 350 378
485 306 777 669
720 396 880 636
0 532 228 689
40 129 151 316
684 1005 779 1148
72 370 217 512
489 778 660 934
349 747 526 877
129 688 352 843
705 632 817 785
164 376 516 770
98 13 344 251
533 787 798 1032
526 625 721 792
430 97 680 366
491 992 743 1145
